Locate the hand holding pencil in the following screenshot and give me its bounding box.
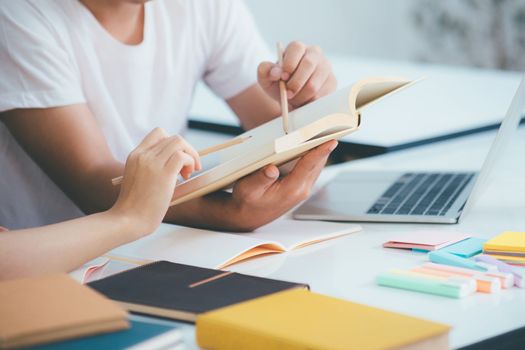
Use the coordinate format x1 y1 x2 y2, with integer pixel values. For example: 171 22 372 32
257 41 337 117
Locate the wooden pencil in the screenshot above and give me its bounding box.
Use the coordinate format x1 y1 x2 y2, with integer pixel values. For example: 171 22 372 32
277 42 290 134
198 135 250 157
188 271 234 288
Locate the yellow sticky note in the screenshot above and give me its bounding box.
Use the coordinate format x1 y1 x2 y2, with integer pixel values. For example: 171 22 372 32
484 231 525 253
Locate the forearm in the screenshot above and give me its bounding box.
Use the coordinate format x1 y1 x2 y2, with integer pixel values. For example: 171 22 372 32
164 192 250 232
228 84 282 130
1 106 126 214
0 210 140 280
67 162 124 214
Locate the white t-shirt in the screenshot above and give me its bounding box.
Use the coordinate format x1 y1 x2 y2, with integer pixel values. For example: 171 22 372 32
0 0 269 229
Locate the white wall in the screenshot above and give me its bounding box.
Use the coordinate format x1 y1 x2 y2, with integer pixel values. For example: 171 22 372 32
245 0 525 70
245 0 421 61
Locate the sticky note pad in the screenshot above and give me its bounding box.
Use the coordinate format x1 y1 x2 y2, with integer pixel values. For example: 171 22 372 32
384 231 471 251
440 237 486 258
484 231 525 253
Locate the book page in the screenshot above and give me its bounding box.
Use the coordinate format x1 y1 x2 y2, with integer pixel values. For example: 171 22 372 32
217 86 354 163
240 219 362 251
170 78 412 206
110 225 284 269
354 79 413 110
219 77 411 162
109 220 361 270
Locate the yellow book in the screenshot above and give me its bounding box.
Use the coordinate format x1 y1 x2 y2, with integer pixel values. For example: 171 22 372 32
196 289 450 350
484 231 525 253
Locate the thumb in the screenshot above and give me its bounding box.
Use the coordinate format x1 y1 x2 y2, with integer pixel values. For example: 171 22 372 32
234 165 280 200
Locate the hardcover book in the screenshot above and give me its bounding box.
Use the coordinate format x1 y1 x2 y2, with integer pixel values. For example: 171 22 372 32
88 261 308 323
169 77 414 205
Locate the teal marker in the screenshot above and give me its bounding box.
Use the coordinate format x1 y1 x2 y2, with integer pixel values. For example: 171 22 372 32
440 237 486 258
429 250 495 272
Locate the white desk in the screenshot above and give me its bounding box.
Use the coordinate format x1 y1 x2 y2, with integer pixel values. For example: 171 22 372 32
98 125 524 349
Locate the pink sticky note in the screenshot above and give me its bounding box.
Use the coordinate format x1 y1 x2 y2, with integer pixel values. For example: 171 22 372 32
384 231 471 251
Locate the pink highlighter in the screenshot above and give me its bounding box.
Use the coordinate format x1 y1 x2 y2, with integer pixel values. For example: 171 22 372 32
422 262 513 289
475 254 525 288
412 264 501 293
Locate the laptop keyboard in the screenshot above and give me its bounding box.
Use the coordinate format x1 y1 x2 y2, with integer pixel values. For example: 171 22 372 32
367 172 475 216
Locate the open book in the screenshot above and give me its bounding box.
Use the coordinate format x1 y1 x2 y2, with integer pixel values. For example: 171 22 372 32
108 220 362 269
168 77 415 205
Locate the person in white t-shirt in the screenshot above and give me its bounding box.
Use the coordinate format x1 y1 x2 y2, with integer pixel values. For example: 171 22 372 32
1 128 202 279
0 0 338 231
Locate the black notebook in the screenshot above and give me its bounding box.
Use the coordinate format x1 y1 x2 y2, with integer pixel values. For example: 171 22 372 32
88 261 308 323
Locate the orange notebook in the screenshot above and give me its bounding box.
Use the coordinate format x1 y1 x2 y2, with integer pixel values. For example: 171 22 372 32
0 274 128 349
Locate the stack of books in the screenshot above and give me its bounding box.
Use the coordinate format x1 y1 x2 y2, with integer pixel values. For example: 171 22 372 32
483 231 525 266
2 260 456 350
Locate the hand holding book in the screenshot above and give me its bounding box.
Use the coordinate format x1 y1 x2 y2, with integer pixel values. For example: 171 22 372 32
226 140 337 230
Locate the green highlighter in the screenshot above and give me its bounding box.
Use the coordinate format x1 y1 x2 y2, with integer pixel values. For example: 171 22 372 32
377 270 475 298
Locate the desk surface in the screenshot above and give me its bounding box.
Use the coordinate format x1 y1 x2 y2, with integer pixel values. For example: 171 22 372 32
94 126 524 349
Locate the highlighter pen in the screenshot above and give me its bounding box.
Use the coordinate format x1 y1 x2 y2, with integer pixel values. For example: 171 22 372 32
421 263 502 293
415 265 511 290
417 263 512 290
377 270 473 298
413 265 502 293
388 268 475 292
407 267 477 292
429 251 497 272
390 268 475 291
475 254 525 288
411 266 495 293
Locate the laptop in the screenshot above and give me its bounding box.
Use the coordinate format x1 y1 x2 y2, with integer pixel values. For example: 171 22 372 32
293 74 525 224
